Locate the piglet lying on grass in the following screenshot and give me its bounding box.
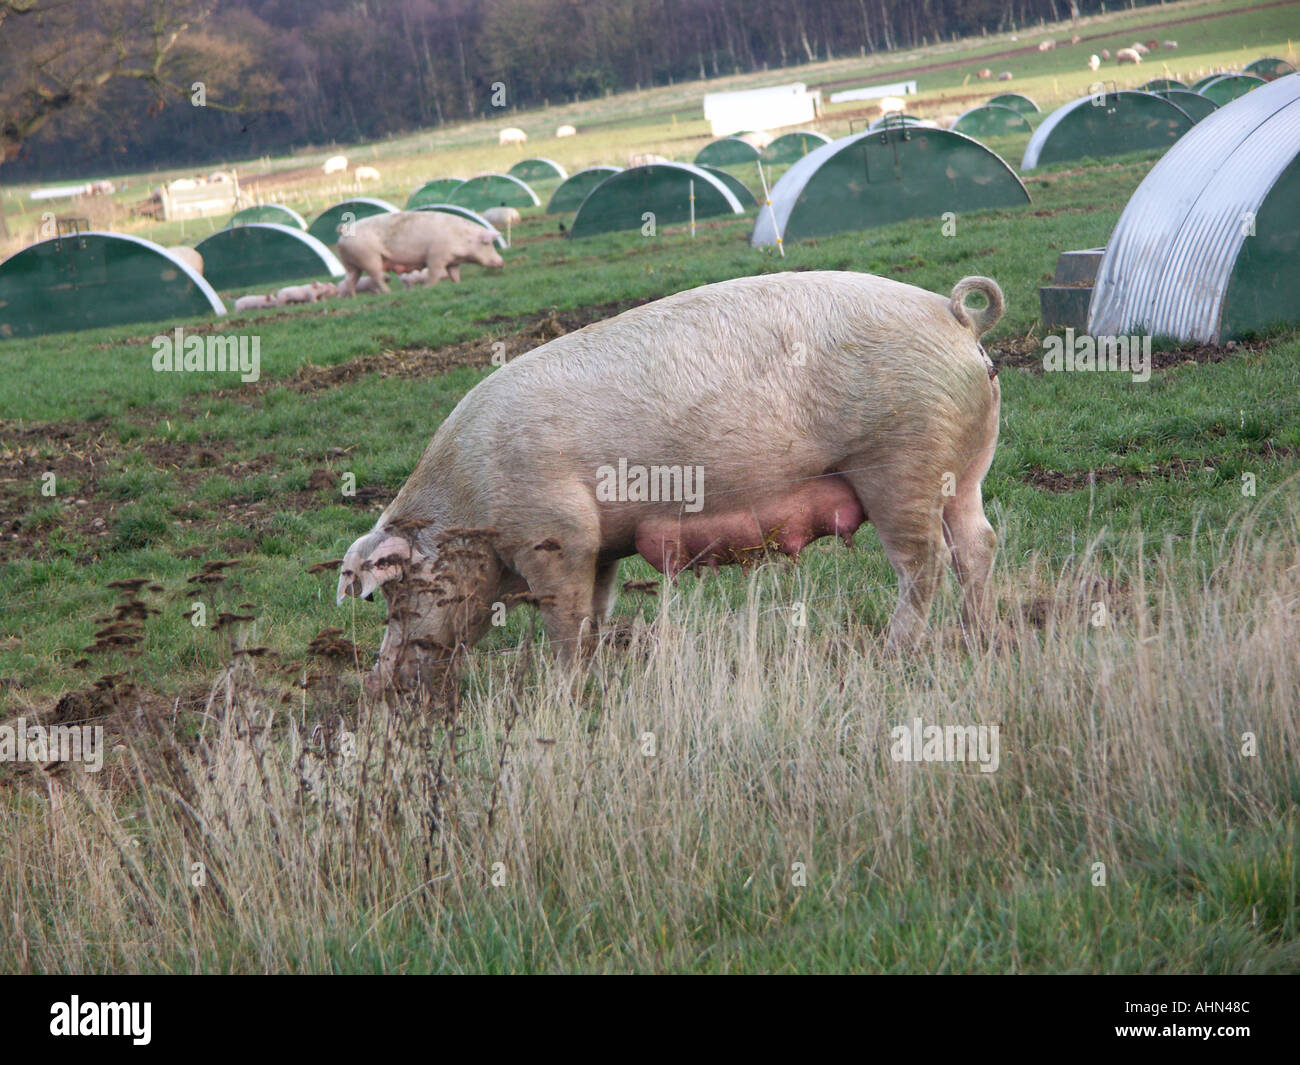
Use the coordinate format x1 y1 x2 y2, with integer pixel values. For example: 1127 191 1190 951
276 280 337 304
337 271 1004 694
233 293 277 311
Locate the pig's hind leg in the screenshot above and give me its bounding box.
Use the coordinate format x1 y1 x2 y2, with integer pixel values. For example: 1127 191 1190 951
842 460 951 650
941 401 1000 642
942 482 996 644
352 249 389 294
364 262 390 294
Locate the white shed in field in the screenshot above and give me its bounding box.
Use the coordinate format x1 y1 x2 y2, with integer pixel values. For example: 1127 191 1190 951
702 83 821 136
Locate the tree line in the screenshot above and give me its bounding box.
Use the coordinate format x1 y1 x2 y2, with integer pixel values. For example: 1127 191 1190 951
3 0 1166 180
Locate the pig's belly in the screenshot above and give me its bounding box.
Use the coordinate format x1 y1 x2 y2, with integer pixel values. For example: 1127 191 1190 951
634 474 865 574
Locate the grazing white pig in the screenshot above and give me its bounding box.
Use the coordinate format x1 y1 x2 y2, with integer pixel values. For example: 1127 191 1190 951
167 246 204 276
337 271 1005 694
1088 54 1101 72
276 280 337 304
499 127 527 145
1131 42 1150 55
1116 47 1142 65
1101 48 1112 60
1163 41 1178 50
233 293 277 310
1037 40 1055 52
556 124 577 138
337 211 505 295
482 206 521 228
997 71 1014 81
355 166 381 182
323 155 348 174
977 68 992 79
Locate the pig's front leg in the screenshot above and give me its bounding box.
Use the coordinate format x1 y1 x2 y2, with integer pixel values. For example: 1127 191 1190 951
592 559 620 622
506 492 604 662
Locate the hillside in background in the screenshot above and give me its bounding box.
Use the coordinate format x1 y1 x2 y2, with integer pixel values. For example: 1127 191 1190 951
3 0 1173 180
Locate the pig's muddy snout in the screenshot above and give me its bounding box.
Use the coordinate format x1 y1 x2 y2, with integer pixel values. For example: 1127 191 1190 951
339 525 509 698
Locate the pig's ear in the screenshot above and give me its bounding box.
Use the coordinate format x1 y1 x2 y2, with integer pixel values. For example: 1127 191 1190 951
336 531 421 604
479 229 497 244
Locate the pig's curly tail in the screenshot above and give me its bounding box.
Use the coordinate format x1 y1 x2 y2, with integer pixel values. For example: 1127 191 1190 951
949 276 1004 338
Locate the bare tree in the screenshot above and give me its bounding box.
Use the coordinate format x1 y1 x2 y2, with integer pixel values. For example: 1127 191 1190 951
0 0 273 236
0 1 233 162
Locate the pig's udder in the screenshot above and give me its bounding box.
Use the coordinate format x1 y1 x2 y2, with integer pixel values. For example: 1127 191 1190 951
635 474 865 574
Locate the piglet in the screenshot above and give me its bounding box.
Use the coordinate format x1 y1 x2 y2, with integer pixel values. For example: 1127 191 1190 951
233 293 277 310
276 280 337 304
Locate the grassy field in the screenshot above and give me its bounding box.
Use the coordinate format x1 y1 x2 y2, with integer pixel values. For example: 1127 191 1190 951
1 0 1297 973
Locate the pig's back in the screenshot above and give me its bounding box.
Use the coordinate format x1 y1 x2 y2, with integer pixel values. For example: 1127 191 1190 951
451 271 987 454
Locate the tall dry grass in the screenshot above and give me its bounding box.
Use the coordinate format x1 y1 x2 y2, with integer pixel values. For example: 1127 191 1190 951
3 501 1298 972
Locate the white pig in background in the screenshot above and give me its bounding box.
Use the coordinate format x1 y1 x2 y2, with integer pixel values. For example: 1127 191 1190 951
167 246 204 275
337 271 1005 694
355 166 381 182
498 127 527 145
276 280 337 304
337 211 504 294
323 155 348 174
481 206 521 228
